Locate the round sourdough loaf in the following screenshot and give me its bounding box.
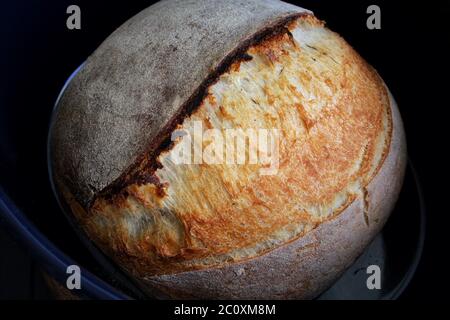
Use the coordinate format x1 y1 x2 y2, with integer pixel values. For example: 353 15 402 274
49 0 407 299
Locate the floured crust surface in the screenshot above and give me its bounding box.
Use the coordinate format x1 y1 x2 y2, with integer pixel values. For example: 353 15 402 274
50 0 308 207
61 14 397 282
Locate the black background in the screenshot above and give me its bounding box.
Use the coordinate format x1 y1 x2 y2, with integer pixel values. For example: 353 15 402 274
1 0 449 300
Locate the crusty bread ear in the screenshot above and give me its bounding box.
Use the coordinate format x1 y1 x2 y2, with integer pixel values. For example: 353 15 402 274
50 0 406 299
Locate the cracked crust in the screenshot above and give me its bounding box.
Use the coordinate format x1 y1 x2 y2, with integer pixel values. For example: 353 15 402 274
50 0 406 299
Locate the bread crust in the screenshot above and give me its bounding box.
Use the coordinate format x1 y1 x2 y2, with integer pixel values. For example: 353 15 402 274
142 90 406 299
49 0 407 299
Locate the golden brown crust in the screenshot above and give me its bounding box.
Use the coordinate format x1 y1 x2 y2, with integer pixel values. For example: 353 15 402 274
64 15 395 279
142 89 406 299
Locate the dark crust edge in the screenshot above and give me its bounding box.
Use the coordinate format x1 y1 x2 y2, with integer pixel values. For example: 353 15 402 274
92 12 313 207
